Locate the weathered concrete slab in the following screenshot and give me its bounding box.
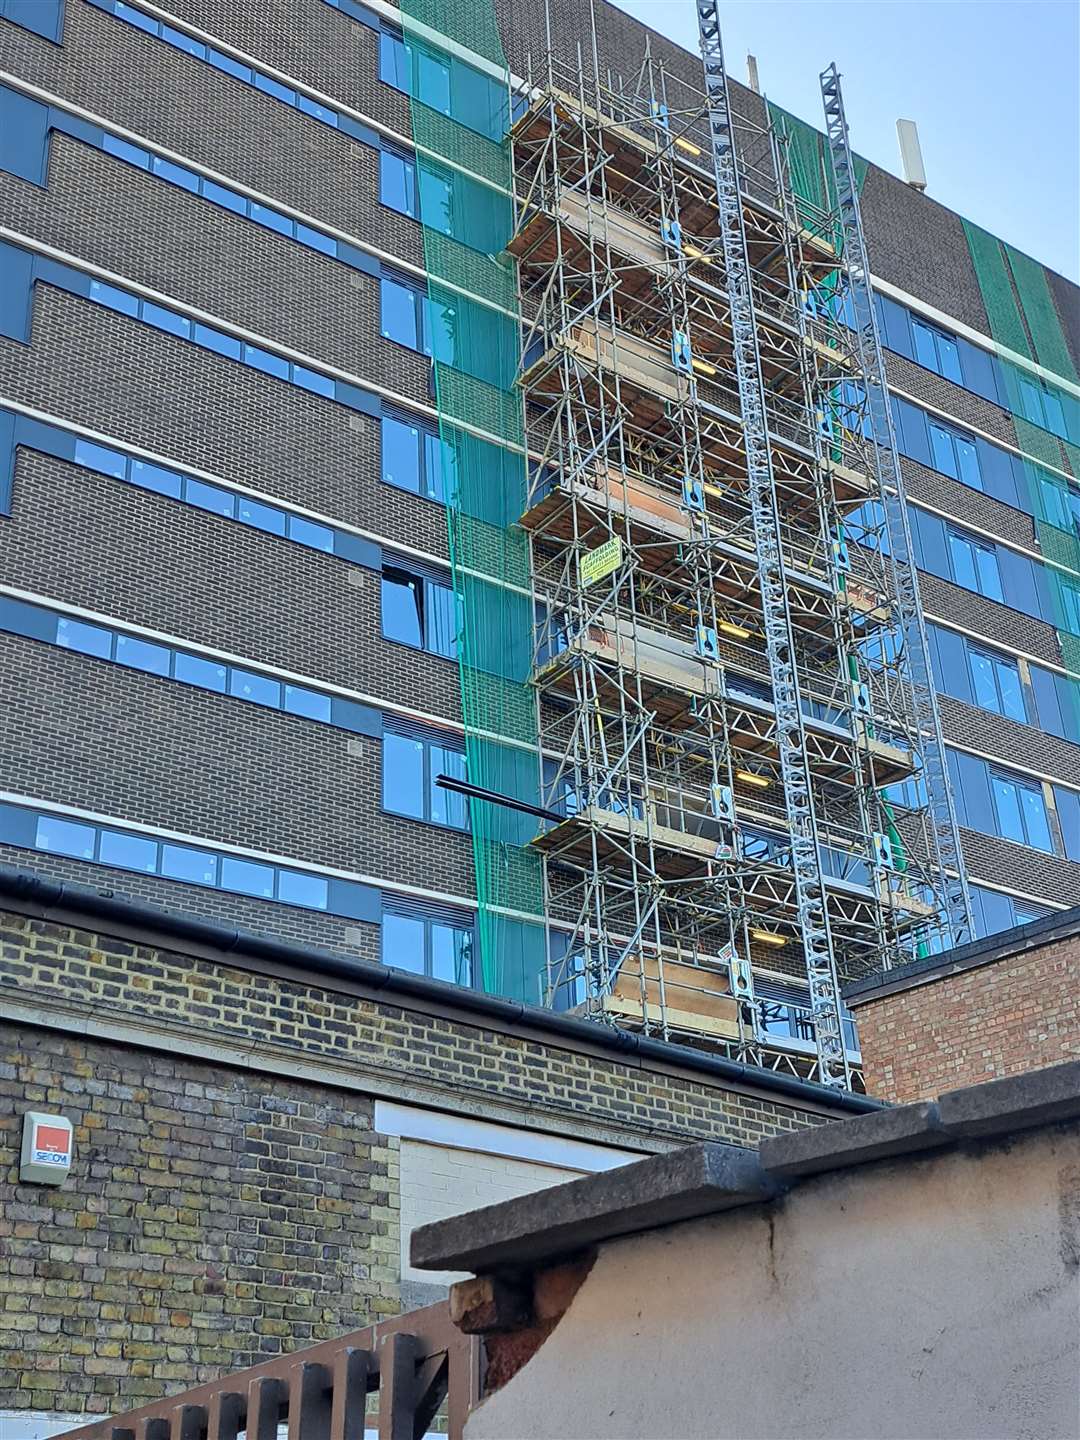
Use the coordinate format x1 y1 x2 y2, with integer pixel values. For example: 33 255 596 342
759 1101 948 1178
410 1142 777 1275
938 1059 1080 1138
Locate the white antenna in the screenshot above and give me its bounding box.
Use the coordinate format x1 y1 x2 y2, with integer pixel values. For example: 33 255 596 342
896 118 927 191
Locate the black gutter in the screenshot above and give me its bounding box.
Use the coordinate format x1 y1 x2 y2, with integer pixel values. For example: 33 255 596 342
0 863 882 1115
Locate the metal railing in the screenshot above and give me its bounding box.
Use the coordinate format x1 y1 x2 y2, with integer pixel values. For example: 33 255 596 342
58 1303 480 1440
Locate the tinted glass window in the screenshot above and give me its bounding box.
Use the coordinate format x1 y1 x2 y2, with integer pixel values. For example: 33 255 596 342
220 856 275 898
161 843 218 884
35 815 95 859
383 731 426 819
382 910 426 973
277 869 329 909
174 652 228 692
114 634 171 675
56 618 112 659
99 830 158 872
381 277 420 348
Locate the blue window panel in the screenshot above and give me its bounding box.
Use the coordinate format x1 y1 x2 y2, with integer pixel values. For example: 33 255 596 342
431 921 472 985
296 223 336 256
187 479 235 517
1054 786 1080 863
243 343 290 379
332 697 381 736
382 910 426 973
114 1 157 33
150 155 199 191
0 802 36 847
418 165 454 234
973 544 1003 603
174 652 227 692
161 842 218 884
237 496 287 535
74 437 127 480
997 548 1038 617
114 633 170 676
277 869 329 909
954 435 980 490
978 440 1020 509
220 856 275 899
950 750 995 835
958 340 998 404
297 94 338 126
194 323 242 359
102 133 150 170
417 49 451 114
379 30 410 89
36 815 95 859
933 626 971 703
0 595 55 642
254 72 295 104
207 47 252 81
202 179 247 215
1029 664 1064 739
929 423 958 479
161 24 204 57
381 277 421 349
250 202 293 235
425 295 457 364
937 333 961 384
0 240 35 341
229 669 281 708
382 414 422 495
328 877 380 921
430 743 467 828
129 459 182 497
912 509 948 578
0 88 50 186
2 0 64 42
294 365 335 398
971 884 1013 939
56 617 112 659
427 580 458 659
284 685 332 722
380 149 416 217
99 829 158 872
879 296 913 359
382 569 424 649
912 319 938 371
996 657 1026 722
334 380 382 418
383 731 427 820
0 408 14 513
288 516 334 552
895 398 931 468
142 301 190 338
1056 675 1080 744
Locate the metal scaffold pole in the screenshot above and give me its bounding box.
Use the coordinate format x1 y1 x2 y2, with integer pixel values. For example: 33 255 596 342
819 62 974 947
694 1 850 1087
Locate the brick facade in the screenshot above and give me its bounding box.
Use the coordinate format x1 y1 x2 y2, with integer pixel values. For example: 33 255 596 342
845 910 1080 1104
0 882 864 1413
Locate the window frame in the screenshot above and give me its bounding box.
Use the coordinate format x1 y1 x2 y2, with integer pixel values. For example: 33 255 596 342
946 527 1004 602
381 901 475 986
911 317 963 384
966 644 1027 723
381 725 468 831
988 769 1054 853
381 564 458 661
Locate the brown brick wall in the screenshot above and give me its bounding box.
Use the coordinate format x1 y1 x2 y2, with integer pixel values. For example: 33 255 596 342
0 901 837 1412
852 933 1080 1105
0 1027 398 1414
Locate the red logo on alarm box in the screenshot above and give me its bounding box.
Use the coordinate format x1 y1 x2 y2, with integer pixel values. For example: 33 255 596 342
33 1123 71 1166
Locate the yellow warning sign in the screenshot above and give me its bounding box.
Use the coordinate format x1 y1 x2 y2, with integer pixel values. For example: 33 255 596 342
579 535 623 587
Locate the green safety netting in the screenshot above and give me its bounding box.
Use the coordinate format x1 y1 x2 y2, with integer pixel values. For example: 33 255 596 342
767 102 868 243
398 0 548 1004
963 221 1080 690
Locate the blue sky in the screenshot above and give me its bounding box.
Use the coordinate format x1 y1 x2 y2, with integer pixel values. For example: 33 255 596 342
613 1 1079 283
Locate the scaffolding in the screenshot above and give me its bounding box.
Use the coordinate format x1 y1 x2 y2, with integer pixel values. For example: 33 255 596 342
506 1 969 1086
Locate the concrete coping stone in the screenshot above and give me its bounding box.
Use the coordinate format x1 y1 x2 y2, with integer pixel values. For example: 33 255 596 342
761 1060 1080 1179
410 1142 777 1275
413 1063 1080 1278
936 1059 1080 1138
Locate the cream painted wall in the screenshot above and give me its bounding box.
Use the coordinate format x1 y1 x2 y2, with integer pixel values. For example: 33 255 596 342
466 1124 1080 1440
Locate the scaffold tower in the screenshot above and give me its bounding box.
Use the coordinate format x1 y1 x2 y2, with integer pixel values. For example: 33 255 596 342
505 0 968 1088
